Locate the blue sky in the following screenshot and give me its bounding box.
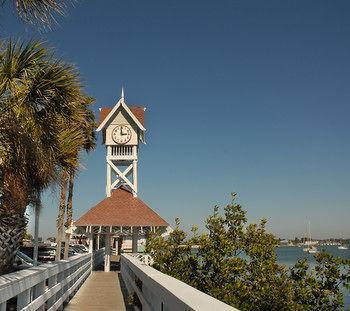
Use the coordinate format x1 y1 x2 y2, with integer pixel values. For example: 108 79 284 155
2 0 350 239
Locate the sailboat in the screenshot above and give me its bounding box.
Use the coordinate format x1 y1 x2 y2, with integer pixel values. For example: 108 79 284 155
303 221 318 254
338 234 348 250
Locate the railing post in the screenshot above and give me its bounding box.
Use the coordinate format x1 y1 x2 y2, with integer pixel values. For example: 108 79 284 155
47 274 58 309
0 302 6 311
17 289 31 310
56 269 64 311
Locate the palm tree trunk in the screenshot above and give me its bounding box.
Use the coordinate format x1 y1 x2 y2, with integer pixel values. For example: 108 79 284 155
55 172 68 261
0 213 27 274
0 171 28 274
64 172 74 260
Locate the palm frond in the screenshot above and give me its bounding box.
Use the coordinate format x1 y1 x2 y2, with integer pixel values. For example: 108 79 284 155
15 0 74 28
0 39 95 210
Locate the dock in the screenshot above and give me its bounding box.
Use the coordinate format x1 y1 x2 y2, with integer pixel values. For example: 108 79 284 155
65 271 128 310
65 255 129 311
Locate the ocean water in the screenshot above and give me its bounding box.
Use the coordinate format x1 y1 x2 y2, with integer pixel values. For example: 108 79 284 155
276 246 350 308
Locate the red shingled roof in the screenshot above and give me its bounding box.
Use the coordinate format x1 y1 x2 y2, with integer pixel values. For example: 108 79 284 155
75 188 168 227
99 106 145 127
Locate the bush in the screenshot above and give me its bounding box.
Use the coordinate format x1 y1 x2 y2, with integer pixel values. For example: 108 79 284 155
146 193 350 310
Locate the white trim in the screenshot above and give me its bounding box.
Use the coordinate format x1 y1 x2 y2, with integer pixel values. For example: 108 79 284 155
121 254 235 311
107 159 136 192
96 99 146 132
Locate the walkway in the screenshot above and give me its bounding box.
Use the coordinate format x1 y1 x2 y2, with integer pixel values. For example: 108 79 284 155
65 271 128 311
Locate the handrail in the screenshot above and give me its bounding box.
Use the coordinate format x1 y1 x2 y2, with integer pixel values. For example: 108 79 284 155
120 253 236 311
0 248 105 311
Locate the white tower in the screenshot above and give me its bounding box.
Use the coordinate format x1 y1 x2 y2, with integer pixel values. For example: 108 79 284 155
96 89 146 197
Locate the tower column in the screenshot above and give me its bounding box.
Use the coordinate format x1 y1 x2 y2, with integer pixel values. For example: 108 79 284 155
132 146 138 197
106 146 112 197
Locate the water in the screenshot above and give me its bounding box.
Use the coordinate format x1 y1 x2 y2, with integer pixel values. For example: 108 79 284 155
276 246 350 308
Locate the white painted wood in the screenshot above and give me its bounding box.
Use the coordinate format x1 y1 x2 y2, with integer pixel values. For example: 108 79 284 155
121 254 236 311
104 235 111 272
17 288 31 310
0 250 106 310
132 158 138 197
97 98 146 133
33 204 40 266
132 232 138 253
110 163 132 190
88 232 93 254
106 146 112 197
107 159 136 192
100 96 143 197
47 275 57 309
34 280 45 311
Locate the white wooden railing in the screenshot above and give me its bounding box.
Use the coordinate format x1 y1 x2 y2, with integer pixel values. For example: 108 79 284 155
111 145 134 157
120 253 236 311
0 249 105 311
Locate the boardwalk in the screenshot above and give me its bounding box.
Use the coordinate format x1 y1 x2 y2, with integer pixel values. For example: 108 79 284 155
65 271 128 311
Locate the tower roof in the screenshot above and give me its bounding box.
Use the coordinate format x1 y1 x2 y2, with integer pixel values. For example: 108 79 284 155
75 188 168 227
98 106 145 127
97 98 146 133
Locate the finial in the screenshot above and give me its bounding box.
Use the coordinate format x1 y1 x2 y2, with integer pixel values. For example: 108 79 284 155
121 86 125 100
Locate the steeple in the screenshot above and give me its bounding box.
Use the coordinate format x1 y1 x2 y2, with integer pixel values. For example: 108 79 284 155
121 87 125 100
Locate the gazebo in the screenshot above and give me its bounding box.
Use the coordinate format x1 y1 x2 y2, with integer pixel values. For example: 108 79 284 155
74 90 169 271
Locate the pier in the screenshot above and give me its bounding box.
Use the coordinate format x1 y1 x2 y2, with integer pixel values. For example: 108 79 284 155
0 249 235 310
0 93 236 311
65 271 128 310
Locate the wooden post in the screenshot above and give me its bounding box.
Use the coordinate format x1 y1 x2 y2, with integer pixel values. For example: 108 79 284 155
132 229 138 253
132 146 138 197
33 281 45 311
104 234 111 272
33 204 40 266
88 230 93 254
97 234 100 249
106 146 112 197
17 289 31 309
47 274 58 309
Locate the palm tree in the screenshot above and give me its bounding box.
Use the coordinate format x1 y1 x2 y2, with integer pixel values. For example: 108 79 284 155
63 109 95 259
0 40 94 274
3 0 73 27
55 101 96 260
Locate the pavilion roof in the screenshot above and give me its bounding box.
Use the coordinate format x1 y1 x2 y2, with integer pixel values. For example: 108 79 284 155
75 188 168 227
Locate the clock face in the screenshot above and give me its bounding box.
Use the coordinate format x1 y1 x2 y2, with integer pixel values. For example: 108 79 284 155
111 125 132 144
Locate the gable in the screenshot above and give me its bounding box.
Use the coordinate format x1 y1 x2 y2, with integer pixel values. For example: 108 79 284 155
97 98 146 133
104 109 140 145
99 106 145 127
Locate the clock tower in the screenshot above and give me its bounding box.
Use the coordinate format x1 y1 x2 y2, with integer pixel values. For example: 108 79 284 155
96 89 146 197
75 89 168 266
